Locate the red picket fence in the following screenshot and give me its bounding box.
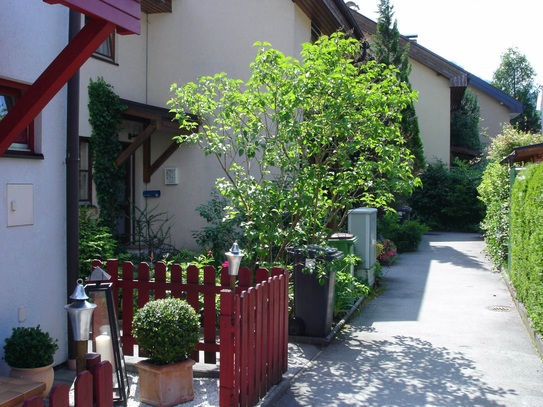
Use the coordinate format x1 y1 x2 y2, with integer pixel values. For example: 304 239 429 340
220 273 289 406
92 259 289 406
23 361 113 407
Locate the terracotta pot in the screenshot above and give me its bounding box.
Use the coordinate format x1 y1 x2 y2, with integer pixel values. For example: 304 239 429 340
9 363 55 397
136 359 195 407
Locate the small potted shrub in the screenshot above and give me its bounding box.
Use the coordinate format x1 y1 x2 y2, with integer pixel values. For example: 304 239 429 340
3 325 59 396
132 298 200 407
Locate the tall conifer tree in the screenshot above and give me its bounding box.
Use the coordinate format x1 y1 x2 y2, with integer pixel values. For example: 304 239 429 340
372 0 425 172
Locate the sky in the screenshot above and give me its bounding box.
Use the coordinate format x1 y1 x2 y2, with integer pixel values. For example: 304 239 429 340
351 0 543 84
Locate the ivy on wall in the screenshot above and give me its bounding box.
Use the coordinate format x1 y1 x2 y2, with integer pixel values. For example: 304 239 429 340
87 77 126 234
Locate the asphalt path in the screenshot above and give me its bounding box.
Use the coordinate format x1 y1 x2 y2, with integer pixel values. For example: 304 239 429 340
269 232 543 407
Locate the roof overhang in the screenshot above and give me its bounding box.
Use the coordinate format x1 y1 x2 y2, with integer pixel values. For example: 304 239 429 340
293 0 364 39
141 0 172 14
44 0 140 35
0 1 141 156
117 99 195 183
501 143 543 165
469 75 524 119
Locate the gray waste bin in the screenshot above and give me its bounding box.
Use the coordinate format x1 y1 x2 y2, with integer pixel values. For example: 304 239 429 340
287 245 344 338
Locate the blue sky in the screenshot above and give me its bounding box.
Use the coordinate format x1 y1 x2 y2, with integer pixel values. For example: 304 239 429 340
351 0 542 85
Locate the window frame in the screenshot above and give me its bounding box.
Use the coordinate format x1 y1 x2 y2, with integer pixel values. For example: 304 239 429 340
79 137 93 204
85 16 116 64
93 32 116 63
0 78 38 157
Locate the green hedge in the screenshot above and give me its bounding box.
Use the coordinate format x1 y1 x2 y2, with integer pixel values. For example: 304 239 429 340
409 159 484 232
510 163 543 334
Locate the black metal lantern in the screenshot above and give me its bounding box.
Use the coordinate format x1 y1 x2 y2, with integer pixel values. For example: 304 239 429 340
86 267 129 405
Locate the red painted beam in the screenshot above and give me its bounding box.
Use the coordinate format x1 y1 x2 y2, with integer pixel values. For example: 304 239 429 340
44 0 140 35
0 19 115 156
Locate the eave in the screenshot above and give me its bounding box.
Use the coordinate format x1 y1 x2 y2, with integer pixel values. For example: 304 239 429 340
501 143 543 165
118 99 194 183
350 10 522 115
293 0 364 39
0 0 141 156
141 0 172 14
469 75 523 118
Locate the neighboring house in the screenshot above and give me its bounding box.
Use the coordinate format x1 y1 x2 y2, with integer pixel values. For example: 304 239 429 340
79 3 520 253
76 0 362 253
351 11 522 165
0 0 139 374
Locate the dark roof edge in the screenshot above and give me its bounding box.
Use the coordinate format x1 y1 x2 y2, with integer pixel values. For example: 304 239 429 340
350 10 523 115
468 75 523 116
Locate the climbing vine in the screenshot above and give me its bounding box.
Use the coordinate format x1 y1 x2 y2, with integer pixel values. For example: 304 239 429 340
87 77 126 234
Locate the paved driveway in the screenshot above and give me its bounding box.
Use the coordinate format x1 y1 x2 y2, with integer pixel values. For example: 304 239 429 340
271 232 543 406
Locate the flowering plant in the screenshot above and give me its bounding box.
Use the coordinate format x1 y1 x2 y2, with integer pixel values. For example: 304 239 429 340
377 238 397 266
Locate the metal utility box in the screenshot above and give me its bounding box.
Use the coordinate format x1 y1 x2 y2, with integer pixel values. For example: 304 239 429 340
348 208 377 285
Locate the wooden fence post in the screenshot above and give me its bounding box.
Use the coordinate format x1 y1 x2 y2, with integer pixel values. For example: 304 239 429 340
48 384 69 407
74 371 93 407
219 289 236 407
93 361 113 407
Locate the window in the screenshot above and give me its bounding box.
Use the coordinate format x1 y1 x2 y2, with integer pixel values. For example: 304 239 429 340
0 78 35 154
85 16 116 63
94 33 116 62
79 138 92 203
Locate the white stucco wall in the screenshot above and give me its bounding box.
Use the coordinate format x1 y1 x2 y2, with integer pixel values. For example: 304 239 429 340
409 59 452 166
470 85 511 148
0 1 69 374
141 0 311 250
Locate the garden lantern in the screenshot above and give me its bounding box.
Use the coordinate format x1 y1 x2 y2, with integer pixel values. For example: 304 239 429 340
225 241 244 290
65 279 96 373
86 267 130 405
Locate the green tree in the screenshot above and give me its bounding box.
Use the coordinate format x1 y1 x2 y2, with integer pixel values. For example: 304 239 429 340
88 77 126 234
372 0 425 173
409 159 484 232
492 47 541 133
169 33 420 267
451 89 482 154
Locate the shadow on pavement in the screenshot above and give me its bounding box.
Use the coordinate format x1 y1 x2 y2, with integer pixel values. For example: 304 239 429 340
286 331 516 406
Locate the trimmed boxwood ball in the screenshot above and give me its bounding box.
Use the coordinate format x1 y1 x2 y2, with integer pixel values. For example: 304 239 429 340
132 298 200 365
3 325 59 368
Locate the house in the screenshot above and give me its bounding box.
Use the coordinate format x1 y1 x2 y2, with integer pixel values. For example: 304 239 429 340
0 0 139 374
76 0 364 252
351 10 523 165
0 0 359 372
85 3 520 252
0 0 522 373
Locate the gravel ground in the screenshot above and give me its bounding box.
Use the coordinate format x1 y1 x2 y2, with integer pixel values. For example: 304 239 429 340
126 372 219 407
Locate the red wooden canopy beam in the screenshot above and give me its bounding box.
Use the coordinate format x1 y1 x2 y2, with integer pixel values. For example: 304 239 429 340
0 19 115 156
44 0 141 35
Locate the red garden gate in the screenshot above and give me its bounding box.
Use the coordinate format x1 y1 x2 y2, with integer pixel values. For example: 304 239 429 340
92 259 289 406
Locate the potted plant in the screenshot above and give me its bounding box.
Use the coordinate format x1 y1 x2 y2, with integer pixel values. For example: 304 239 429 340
3 325 59 396
132 298 200 407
